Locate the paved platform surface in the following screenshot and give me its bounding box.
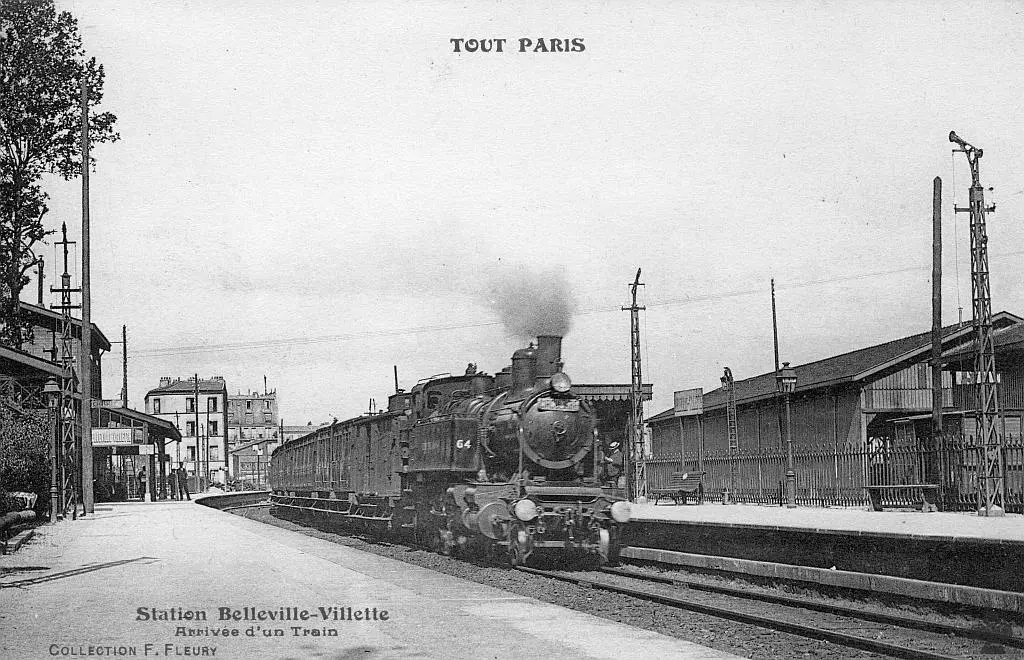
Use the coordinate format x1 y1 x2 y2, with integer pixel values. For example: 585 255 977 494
631 502 1024 543
0 502 736 660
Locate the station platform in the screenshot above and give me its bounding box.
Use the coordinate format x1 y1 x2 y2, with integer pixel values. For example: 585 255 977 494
630 502 1024 543
0 501 736 660
625 502 1024 607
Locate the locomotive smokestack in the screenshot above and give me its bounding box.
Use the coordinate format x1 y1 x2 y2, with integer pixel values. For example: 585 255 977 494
535 335 562 378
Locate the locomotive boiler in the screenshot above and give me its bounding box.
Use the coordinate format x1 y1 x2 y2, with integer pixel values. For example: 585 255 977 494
269 335 630 565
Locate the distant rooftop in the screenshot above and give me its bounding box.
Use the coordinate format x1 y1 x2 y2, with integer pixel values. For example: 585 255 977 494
146 376 227 397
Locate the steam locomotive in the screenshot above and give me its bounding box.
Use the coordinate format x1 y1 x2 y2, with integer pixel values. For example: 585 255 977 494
269 335 630 565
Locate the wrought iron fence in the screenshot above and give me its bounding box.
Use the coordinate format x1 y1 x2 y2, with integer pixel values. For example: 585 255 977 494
645 432 1024 513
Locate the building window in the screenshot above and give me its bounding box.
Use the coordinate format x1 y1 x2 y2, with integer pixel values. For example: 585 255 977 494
187 447 196 461
265 400 271 410
186 421 196 437
246 400 252 410
208 397 218 412
209 421 219 435
264 412 273 423
186 397 195 413
152 398 161 414
209 446 220 461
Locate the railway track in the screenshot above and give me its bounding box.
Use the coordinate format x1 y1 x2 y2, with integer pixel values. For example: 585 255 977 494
221 500 1021 658
516 565 1021 660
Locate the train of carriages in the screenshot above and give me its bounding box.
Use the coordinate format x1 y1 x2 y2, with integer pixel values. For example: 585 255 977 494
268 335 631 565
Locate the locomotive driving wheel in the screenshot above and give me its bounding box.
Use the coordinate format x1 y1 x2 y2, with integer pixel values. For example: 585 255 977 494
507 523 533 567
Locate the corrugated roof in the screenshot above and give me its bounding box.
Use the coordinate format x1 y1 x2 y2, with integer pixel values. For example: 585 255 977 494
647 312 1023 424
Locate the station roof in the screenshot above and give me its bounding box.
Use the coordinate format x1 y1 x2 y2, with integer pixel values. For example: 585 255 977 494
146 377 228 397
647 311 1024 425
97 403 182 442
0 343 63 380
573 384 653 401
20 301 112 352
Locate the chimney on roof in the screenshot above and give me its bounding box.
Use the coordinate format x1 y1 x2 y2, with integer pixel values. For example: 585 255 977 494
212 376 225 382
159 377 172 388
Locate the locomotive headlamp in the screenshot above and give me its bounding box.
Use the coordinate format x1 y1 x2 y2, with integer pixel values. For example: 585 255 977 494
550 372 572 393
514 498 539 522
609 500 631 523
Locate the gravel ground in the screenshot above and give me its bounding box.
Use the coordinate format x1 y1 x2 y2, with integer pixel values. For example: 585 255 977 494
229 506 910 659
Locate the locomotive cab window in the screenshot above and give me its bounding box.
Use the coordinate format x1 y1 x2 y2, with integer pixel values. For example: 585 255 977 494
427 390 442 410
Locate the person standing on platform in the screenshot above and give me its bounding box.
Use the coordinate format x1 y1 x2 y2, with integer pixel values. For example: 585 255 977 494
168 466 179 500
177 466 191 501
137 468 147 500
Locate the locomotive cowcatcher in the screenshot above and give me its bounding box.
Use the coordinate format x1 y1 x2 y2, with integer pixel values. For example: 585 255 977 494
269 335 631 565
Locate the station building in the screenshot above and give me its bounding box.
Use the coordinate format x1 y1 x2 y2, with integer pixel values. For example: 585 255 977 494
145 376 229 490
2 302 179 507
645 312 1024 510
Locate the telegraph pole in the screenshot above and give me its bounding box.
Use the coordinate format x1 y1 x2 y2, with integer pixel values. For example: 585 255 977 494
950 131 1005 517
928 177 943 510
194 374 201 492
80 76 94 514
622 268 647 502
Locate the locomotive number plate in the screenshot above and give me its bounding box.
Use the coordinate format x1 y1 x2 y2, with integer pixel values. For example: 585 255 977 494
537 397 579 412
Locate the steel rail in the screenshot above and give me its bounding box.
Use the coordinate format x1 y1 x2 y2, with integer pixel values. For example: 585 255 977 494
516 566 964 660
602 566 1024 649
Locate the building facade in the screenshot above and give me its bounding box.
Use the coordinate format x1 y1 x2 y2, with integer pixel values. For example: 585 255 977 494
145 376 229 490
645 312 1024 510
227 390 279 453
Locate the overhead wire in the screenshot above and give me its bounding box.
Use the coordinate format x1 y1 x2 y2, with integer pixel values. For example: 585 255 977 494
130 247 1024 359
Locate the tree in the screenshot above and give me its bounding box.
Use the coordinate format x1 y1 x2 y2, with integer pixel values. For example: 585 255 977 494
0 0 118 348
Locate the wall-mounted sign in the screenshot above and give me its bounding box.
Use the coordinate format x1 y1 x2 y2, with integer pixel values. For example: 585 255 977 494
673 388 703 417
92 428 145 446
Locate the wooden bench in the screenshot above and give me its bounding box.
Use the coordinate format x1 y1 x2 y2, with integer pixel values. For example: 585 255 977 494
864 484 939 512
651 472 705 505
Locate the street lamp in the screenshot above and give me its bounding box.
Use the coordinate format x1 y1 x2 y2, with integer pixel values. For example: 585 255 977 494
776 362 798 508
43 377 60 521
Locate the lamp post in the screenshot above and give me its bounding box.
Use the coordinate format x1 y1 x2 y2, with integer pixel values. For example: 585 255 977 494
777 363 798 508
43 378 60 521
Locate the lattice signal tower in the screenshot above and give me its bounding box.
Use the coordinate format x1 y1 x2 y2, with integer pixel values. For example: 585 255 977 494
722 367 738 503
950 131 1005 517
51 223 81 519
622 268 647 502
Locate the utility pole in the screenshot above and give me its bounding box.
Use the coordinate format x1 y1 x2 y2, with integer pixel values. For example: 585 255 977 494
194 373 201 492
80 76 94 514
928 177 943 512
622 268 647 502
121 325 128 407
950 131 1005 517
52 224 80 519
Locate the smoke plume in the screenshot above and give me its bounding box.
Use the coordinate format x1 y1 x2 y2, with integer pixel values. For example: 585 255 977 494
483 265 577 340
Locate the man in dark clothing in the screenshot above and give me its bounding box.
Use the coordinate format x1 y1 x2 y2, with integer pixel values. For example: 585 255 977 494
177 467 191 501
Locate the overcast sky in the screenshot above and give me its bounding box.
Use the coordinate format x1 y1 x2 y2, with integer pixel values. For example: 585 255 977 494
40 0 1024 424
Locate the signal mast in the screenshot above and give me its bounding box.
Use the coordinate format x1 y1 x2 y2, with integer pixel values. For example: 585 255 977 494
950 130 1005 516
623 268 647 502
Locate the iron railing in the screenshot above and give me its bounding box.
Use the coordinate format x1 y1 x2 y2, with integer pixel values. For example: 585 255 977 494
646 433 1024 512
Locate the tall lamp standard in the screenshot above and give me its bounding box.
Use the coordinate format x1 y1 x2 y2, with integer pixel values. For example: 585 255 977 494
43 378 60 521
777 363 798 508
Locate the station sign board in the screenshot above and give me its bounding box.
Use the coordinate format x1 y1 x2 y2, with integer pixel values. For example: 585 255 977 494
673 388 703 417
92 428 145 446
